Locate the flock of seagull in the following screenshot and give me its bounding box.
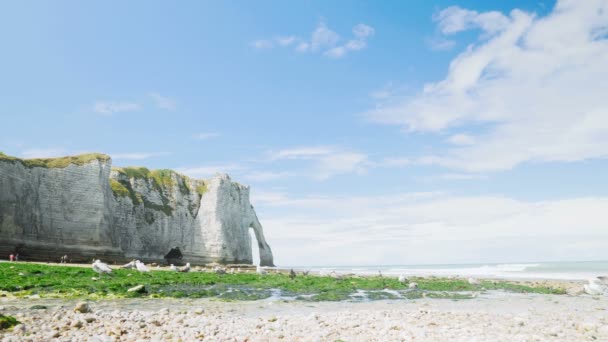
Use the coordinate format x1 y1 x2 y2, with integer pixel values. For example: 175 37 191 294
91 259 269 277
91 260 608 297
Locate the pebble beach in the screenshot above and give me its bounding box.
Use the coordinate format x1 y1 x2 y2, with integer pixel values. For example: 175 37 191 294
1 290 607 341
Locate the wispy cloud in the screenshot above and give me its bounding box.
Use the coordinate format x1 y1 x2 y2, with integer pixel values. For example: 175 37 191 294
21 148 68 159
110 152 170 161
93 101 141 115
177 164 243 179
251 22 375 58
148 92 176 111
425 36 456 51
268 146 369 180
366 1 608 172
193 132 221 140
243 171 293 182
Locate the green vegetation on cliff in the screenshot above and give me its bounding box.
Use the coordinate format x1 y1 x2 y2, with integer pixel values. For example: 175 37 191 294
109 179 130 198
196 182 208 196
0 263 565 302
110 166 209 216
0 152 110 169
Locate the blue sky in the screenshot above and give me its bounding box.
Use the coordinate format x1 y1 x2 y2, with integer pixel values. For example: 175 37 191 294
2 0 607 266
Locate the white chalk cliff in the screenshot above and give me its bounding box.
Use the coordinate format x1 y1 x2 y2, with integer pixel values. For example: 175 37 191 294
0 153 274 266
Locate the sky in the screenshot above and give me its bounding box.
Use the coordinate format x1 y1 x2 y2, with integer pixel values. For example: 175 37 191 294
1 0 607 266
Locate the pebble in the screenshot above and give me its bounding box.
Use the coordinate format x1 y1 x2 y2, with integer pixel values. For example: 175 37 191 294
0 294 606 341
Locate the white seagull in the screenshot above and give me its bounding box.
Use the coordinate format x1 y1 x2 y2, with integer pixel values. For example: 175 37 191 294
135 260 150 273
398 274 407 283
121 260 136 269
92 260 112 276
256 265 267 275
179 263 191 273
170 264 178 272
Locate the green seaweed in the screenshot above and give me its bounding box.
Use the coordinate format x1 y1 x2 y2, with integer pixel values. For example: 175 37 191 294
0 314 19 330
0 263 566 302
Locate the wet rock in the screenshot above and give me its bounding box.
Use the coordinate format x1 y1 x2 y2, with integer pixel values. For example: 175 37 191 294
30 305 47 310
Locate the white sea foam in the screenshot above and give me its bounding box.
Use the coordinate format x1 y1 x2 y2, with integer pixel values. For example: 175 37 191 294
292 261 608 281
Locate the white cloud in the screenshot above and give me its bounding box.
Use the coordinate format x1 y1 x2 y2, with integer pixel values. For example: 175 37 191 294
433 6 510 35
177 164 243 179
268 146 369 180
148 92 176 111
243 171 293 182
295 42 309 52
193 132 220 140
93 101 141 115
311 22 340 51
426 36 456 51
353 23 375 39
21 148 67 159
269 146 335 160
366 0 608 172
447 133 475 145
253 22 374 58
276 36 297 46
110 152 169 161
253 191 608 265
251 39 274 49
379 157 410 167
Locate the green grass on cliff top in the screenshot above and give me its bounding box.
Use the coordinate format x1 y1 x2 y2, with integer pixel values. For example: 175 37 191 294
0 263 565 302
0 152 110 169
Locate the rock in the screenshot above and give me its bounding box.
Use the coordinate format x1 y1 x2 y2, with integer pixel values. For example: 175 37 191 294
71 320 84 328
409 282 418 289
0 153 275 267
13 324 26 334
84 317 96 323
74 302 92 313
468 278 480 285
194 309 204 315
127 285 147 294
30 305 47 310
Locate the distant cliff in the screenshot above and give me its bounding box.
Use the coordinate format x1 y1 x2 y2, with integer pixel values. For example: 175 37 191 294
0 152 274 266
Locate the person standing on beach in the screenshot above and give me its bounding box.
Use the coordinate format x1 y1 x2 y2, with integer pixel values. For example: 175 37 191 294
9 254 14 261
15 254 19 261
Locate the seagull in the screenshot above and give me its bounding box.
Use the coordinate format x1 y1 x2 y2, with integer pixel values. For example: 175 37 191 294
468 277 480 285
121 260 136 269
584 278 607 295
179 263 191 273
398 274 407 283
135 260 150 272
302 270 310 276
257 265 267 275
214 266 226 274
92 260 112 276
170 264 178 272
289 269 296 280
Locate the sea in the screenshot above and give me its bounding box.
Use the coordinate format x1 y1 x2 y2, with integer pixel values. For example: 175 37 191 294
289 261 608 281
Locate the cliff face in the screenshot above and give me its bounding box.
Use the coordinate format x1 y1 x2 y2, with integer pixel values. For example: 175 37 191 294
0 153 274 266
